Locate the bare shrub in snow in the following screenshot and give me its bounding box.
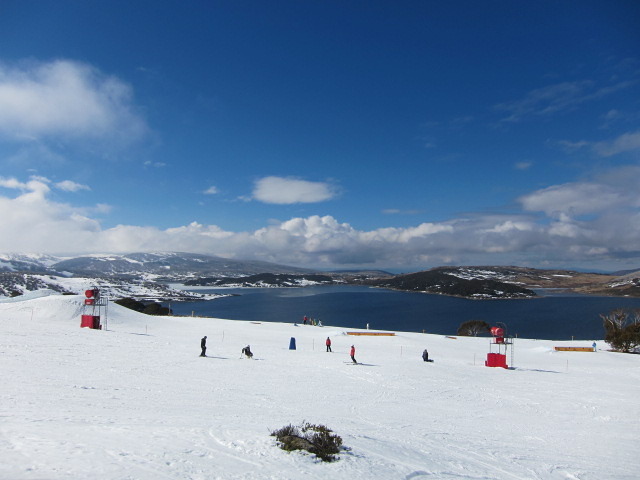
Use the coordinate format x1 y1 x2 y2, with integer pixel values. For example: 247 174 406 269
601 308 640 353
457 319 491 336
271 421 343 462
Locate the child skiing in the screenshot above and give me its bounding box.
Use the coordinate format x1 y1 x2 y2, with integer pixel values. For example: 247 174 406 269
241 345 253 359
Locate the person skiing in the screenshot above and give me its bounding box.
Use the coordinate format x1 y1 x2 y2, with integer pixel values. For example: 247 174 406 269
200 336 207 357
422 349 429 362
241 345 253 359
325 337 332 352
350 345 357 364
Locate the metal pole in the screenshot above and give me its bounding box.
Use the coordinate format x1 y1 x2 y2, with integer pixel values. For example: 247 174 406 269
104 297 109 331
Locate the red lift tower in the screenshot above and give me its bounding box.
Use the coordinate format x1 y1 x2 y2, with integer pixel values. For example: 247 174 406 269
485 322 514 368
80 287 108 330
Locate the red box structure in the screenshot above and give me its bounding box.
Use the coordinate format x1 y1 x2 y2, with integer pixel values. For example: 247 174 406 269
485 353 508 368
81 314 100 329
84 298 95 305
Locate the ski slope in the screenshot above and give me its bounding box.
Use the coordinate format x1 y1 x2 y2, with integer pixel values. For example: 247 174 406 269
1 292 638 479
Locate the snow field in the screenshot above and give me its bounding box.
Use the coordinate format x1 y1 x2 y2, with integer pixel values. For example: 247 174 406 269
1 293 639 479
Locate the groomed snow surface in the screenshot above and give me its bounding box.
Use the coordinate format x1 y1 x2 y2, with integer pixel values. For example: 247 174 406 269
1 292 638 480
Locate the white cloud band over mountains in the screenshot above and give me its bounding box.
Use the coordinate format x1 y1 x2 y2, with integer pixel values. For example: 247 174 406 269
1 168 639 269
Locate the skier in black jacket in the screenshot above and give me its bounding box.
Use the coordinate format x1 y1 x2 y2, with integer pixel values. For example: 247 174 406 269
200 336 207 357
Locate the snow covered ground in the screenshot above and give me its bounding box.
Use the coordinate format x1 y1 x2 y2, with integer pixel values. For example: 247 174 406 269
1 292 638 479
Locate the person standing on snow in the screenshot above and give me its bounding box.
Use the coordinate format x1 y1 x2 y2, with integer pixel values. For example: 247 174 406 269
326 337 332 352
422 349 429 362
200 336 207 357
350 345 357 364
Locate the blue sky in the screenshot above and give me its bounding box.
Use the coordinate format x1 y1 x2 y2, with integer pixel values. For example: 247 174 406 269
0 1 639 271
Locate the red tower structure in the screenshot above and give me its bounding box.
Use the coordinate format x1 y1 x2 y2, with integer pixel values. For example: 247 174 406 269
485 322 513 368
80 287 108 330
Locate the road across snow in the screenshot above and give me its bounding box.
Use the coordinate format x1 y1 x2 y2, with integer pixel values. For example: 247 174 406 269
1 292 638 479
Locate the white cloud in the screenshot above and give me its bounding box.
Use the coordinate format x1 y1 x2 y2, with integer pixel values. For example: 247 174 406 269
382 208 423 215
55 180 90 192
252 176 336 204
594 130 640 157
496 79 634 123
144 160 166 168
1 168 640 269
204 186 219 195
514 162 532 170
496 81 592 122
0 59 147 143
519 183 623 218
520 166 640 219
556 139 591 153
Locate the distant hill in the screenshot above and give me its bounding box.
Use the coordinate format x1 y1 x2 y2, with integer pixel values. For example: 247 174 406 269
362 265 640 298
611 268 640 277
364 268 536 299
185 273 339 287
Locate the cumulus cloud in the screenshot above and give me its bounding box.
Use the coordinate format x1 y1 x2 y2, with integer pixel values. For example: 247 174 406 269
203 186 219 195
1 169 640 269
0 176 100 253
252 176 337 204
0 59 147 143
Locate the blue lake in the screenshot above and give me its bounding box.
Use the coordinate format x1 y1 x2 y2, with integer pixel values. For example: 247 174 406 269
168 285 640 340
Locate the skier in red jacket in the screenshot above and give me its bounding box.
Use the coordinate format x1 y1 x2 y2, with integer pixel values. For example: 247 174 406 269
350 345 357 364
325 337 332 352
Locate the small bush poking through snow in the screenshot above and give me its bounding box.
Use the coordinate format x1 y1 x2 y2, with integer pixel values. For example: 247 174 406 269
271 421 343 462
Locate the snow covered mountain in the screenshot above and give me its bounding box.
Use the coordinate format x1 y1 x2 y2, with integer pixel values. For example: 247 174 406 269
0 253 63 273
51 252 312 277
2 253 639 298
0 272 225 302
1 291 637 479
0 252 311 278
